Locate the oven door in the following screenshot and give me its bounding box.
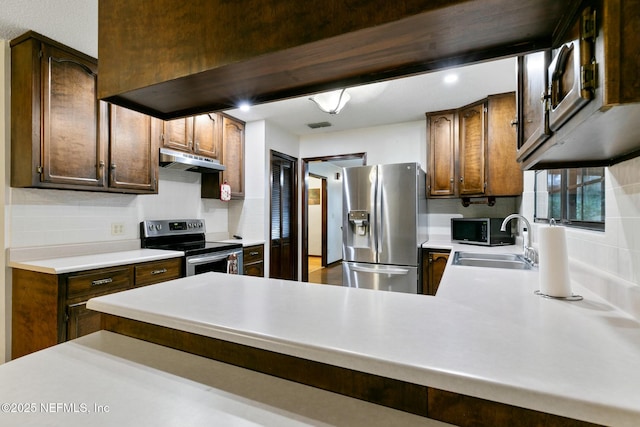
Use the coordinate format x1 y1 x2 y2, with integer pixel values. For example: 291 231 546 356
185 250 244 276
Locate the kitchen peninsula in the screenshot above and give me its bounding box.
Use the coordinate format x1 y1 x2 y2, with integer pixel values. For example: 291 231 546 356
86 248 640 427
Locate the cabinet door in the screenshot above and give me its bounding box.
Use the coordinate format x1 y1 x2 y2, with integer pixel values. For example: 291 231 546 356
41 44 107 188
421 249 449 296
193 113 221 159
458 101 486 196
67 302 102 340
162 117 193 152
427 112 456 197
486 92 522 197
516 50 550 159
429 251 450 296
221 115 245 199
109 104 159 193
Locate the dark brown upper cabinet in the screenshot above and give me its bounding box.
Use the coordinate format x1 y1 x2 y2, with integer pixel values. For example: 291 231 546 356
11 33 107 191
427 92 521 202
201 114 246 200
162 114 221 160
426 112 456 197
11 32 159 194
108 105 159 193
517 0 640 169
458 101 486 197
516 50 551 160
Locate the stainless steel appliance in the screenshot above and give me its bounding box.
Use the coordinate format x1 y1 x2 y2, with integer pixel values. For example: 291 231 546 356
159 147 225 172
342 163 427 293
140 219 242 276
451 217 514 246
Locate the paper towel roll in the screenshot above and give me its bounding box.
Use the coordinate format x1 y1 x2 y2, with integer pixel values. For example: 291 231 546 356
538 225 572 297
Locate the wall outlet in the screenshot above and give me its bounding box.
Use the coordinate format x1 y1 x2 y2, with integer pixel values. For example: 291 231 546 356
111 223 125 235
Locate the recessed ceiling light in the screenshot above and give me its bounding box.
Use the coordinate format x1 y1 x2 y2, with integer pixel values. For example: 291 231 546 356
444 74 458 84
239 102 251 112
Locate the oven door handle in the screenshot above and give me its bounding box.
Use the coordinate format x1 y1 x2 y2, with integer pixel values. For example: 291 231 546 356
187 253 233 265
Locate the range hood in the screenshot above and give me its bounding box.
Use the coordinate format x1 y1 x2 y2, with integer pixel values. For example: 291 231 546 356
159 147 225 173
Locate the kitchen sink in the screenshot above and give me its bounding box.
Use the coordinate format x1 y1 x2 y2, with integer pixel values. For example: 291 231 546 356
452 251 533 270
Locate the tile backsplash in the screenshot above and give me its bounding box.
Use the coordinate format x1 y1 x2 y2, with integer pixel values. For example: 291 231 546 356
8 169 229 248
522 156 640 318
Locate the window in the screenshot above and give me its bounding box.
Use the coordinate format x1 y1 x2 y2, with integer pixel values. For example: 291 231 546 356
534 167 605 231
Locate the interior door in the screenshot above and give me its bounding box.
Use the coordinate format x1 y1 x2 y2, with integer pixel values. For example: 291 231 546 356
270 151 298 280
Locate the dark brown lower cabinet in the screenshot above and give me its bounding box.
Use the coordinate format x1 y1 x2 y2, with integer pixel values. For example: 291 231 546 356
243 244 265 277
421 248 450 295
11 257 182 359
67 302 102 341
102 314 603 427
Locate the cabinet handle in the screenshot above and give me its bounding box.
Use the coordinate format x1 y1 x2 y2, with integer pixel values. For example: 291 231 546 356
449 178 454 183
249 251 259 256
459 176 464 182
111 164 116 169
151 268 168 275
91 278 113 286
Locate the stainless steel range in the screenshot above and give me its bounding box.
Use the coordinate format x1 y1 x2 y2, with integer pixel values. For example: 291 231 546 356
140 219 243 276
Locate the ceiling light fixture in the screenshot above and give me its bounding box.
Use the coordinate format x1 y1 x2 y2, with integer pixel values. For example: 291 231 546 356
309 89 351 114
238 102 251 112
444 74 458 84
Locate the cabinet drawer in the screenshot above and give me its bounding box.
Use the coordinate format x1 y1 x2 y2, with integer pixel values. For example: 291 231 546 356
243 245 264 264
66 266 133 300
135 258 182 286
244 262 264 277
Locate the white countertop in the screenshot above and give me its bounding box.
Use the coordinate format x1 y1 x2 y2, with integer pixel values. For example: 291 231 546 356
87 257 640 427
0 331 449 426
8 249 183 274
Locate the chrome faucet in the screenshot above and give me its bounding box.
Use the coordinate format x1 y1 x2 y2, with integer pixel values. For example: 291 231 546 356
501 214 537 265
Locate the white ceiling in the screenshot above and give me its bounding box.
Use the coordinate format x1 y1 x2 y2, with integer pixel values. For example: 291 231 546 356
1 1 517 136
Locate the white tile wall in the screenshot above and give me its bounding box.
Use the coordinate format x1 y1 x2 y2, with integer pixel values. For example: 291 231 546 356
523 156 640 319
8 168 230 249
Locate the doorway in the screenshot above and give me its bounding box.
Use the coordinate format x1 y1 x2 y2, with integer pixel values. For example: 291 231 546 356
301 153 366 283
270 150 298 280
307 173 328 272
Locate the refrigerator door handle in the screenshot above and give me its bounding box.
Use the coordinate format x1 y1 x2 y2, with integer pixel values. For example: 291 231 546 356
350 265 410 275
375 166 383 257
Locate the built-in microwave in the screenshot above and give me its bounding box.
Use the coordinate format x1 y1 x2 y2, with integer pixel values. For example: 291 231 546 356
451 218 515 246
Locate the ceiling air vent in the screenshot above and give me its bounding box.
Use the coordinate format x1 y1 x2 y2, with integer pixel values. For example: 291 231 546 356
307 121 332 129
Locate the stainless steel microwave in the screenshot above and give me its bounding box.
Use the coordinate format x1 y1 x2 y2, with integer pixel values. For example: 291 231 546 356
451 218 515 246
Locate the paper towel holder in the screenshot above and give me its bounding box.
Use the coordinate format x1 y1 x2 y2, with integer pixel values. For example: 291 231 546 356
534 290 583 301
535 219 583 301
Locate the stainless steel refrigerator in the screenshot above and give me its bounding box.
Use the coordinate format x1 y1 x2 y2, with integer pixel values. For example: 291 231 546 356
342 163 428 293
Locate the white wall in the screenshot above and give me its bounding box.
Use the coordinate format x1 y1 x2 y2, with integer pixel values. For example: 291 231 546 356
300 120 426 166
8 169 230 248
1 40 9 363
228 120 266 242
521 158 640 319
